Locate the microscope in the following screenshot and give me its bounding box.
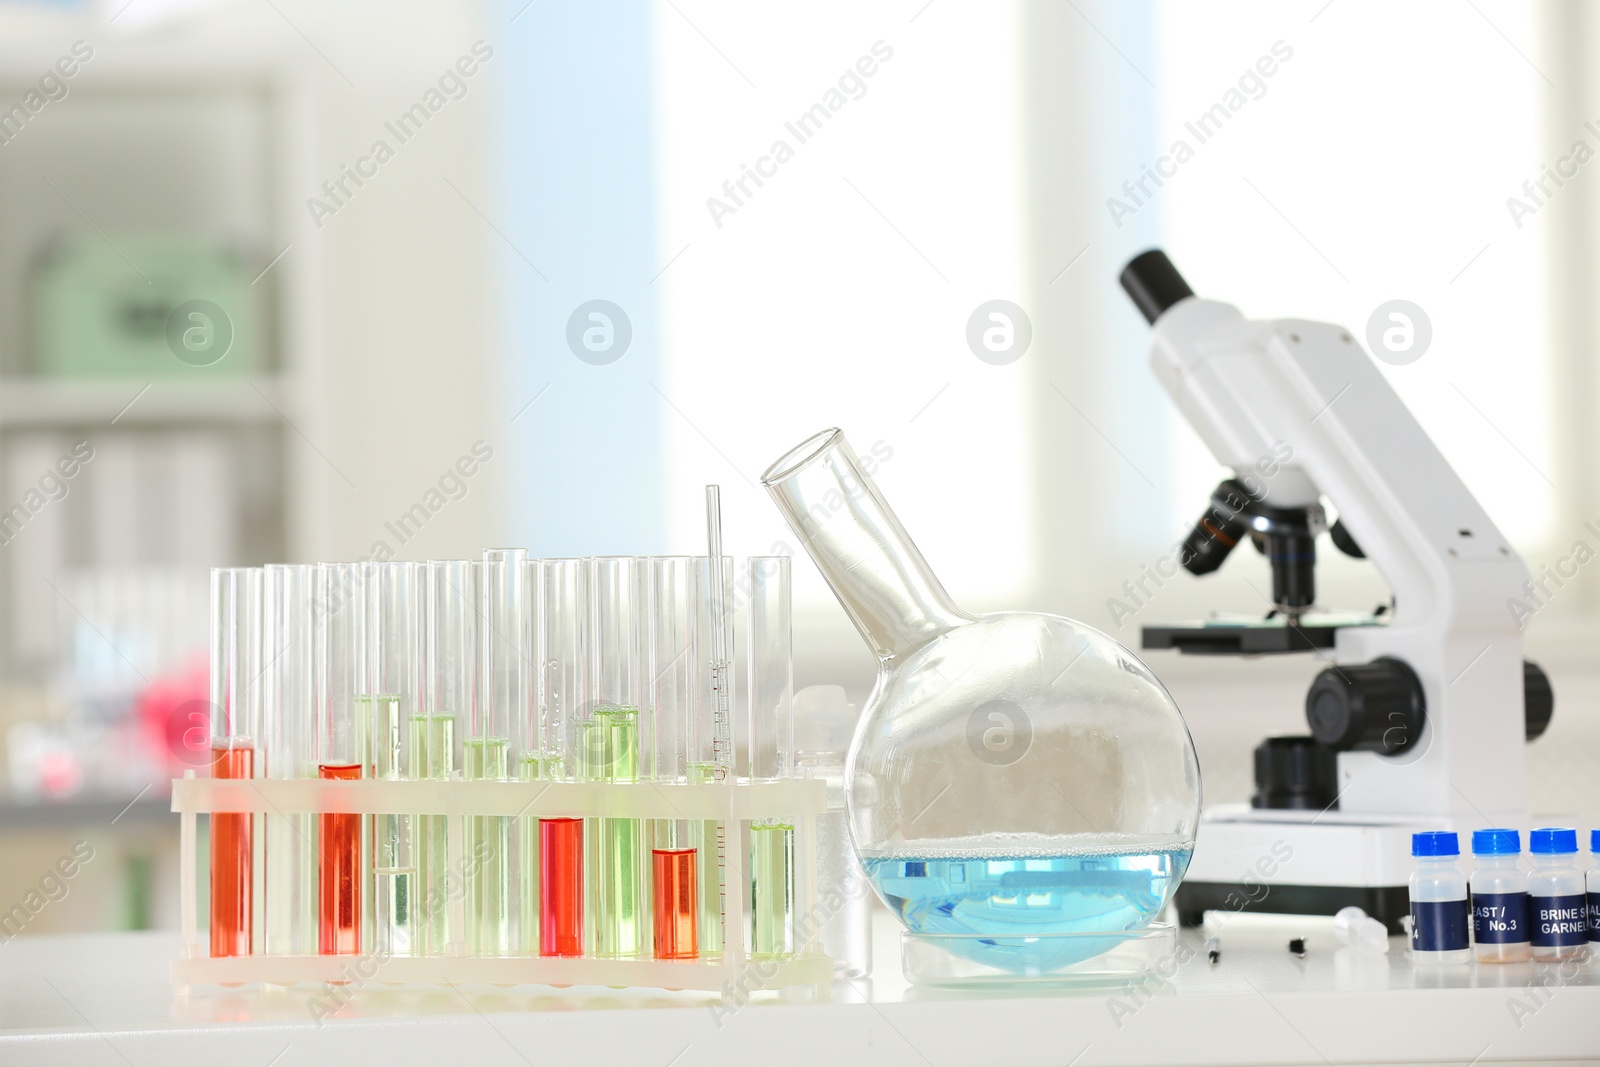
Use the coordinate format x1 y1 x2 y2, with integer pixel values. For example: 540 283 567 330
1120 250 1553 931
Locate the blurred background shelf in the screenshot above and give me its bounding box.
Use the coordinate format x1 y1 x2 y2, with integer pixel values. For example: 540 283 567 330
0 793 171 828
0 0 498 955
0 377 298 427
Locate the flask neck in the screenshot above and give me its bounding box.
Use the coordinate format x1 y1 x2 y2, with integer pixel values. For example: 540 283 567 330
763 430 971 663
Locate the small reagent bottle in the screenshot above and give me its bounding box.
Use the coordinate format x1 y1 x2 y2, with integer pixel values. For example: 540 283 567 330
1589 829 1600 946
1470 828 1530 963
1528 827 1587 962
1409 831 1469 965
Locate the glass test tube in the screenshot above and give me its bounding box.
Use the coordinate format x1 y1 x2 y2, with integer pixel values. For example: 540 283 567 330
467 551 519 955
364 561 418 957
315 562 365 955
515 560 558 954
690 553 735 958
747 557 796 958
263 564 316 956
649 557 699 960
210 567 261 958
539 559 585 957
417 560 470 955
586 556 647 958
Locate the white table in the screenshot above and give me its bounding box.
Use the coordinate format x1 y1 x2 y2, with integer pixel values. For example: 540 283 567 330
2 914 1597 1065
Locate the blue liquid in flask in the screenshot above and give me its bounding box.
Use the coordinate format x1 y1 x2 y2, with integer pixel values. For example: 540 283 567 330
863 834 1192 972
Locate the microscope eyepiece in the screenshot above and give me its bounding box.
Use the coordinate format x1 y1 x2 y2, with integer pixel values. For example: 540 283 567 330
1120 249 1195 325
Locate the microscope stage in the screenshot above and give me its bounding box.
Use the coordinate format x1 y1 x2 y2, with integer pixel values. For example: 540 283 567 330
1142 612 1381 655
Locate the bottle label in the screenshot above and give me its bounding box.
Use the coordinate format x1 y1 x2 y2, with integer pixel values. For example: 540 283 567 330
1410 899 1468 952
1532 894 1588 948
1590 891 1600 943
1472 891 1529 944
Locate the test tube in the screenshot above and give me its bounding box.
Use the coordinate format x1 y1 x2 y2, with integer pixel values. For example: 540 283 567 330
747 557 796 958
747 557 794 782
457 556 512 953
539 558 586 957
467 550 519 955
417 561 472 954
586 556 647 958
649 557 699 960
704 490 734 777
263 564 315 956
690 553 735 958
515 559 557 955
210 567 261 958
315 562 365 955
364 561 418 957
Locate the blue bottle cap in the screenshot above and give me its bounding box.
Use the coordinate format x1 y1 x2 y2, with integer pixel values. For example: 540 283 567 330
1412 830 1459 857
1593 828 1600 853
1472 828 1520 855
1529 827 1578 854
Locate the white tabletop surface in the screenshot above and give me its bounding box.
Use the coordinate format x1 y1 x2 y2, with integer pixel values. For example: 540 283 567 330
2 913 1598 1066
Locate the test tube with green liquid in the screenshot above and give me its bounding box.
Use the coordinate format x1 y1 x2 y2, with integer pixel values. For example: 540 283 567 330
747 556 796 958
364 561 419 957
457 556 512 953
263 564 315 956
416 560 470 954
585 556 647 958
468 551 523 956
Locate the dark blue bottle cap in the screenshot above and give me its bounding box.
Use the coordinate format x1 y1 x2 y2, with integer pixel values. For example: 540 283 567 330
1472 828 1520 855
1412 830 1459 857
1529 827 1577 854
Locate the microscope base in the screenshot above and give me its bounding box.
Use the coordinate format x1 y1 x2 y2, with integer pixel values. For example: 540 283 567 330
1173 804 1482 934
1175 880 1410 934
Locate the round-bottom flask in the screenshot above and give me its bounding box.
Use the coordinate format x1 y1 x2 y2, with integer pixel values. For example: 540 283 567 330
762 429 1202 972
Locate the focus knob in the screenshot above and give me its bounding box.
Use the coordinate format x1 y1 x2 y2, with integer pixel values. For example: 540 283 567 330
1523 659 1553 741
1305 657 1425 755
1252 735 1337 811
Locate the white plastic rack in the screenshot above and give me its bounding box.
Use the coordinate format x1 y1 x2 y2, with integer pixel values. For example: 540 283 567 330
170 773 831 994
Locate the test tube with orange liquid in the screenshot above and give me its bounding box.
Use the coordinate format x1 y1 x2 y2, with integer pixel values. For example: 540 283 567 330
537 559 586 957
648 556 699 960
315 562 365 956
210 567 262 958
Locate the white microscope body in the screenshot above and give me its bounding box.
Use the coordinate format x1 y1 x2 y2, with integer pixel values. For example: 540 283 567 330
1123 251 1537 926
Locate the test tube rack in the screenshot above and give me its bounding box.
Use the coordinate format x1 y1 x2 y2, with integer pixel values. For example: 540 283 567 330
170 774 831 993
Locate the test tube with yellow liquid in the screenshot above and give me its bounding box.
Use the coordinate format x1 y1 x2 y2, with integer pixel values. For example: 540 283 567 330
363 561 420 957
467 550 524 956
747 556 796 959
416 560 471 954
585 557 647 958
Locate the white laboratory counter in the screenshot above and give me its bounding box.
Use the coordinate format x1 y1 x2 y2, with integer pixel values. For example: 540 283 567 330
1 912 1597 1066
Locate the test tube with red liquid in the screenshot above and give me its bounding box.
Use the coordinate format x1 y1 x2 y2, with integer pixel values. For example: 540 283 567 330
538 559 586 957
315 562 365 955
648 556 699 959
210 567 262 958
